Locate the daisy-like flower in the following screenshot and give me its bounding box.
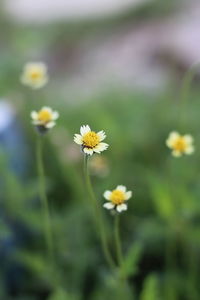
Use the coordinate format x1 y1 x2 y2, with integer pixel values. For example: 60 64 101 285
74 125 109 155
103 185 132 213
166 131 194 157
31 106 59 133
20 62 48 89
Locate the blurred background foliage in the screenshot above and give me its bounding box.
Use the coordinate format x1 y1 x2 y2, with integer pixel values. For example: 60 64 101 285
0 0 200 299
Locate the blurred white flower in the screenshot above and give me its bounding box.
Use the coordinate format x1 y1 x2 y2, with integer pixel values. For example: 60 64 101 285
74 125 108 155
31 106 59 133
103 185 132 213
21 62 48 89
166 131 194 157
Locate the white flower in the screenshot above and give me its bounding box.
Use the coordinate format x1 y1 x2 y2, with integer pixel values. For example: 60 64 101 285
74 125 109 155
21 62 48 89
31 106 59 132
166 131 194 157
103 185 132 213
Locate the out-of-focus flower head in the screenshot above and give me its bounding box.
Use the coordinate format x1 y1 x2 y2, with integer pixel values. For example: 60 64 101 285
103 185 132 213
89 155 109 177
21 62 48 89
31 106 59 134
166 131 194 157
74 125 109 156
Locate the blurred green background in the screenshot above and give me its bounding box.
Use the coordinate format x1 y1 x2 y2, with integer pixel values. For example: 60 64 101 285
0 0 200 299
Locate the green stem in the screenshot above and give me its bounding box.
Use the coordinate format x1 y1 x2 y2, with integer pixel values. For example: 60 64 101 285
179 62 200 129
114 214 123 266
84 155 116 270
36 136 54 264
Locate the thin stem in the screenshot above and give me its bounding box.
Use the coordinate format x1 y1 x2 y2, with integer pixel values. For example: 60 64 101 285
36 136 54 264
179 61 200 129
114 214 123 266
84 155 116 270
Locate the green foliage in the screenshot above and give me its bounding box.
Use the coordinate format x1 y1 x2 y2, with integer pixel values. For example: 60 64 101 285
1 1 200 298
49 288 77 300
1 89 200 299
140 273 160 300
120 243 142 278
150 175 176 220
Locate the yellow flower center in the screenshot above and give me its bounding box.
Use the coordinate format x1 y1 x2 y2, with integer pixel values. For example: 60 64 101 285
110 190 125 205
38 110 52 123
82 131 100 148
173 137 187 152
30 71 42 80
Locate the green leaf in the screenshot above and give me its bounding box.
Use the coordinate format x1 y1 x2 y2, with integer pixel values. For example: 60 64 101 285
140 273 160 300
48 288 76 300
120 242 142 278
149 175 175 220
15 251 48 275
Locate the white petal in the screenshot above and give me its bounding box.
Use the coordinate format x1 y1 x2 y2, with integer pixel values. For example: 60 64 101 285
31 111 38 120
103 202 115 210
184 145 195 155
80 125 91 135
97 130 106 141
93 148 101 154
25 62 47 72
183 134 193 144
30 77 48 89
168 131 180 139
24 63 35 70
125 191 132 200
116 203 127 212
36 62 47 72
52 111 59 120
116 185 126 193
83 148 93 155
166 131 180 148
172 150 182 157
42 106 52 113
103 191 112 200
74 134 83 145
93 142 109 153
45 121 55 128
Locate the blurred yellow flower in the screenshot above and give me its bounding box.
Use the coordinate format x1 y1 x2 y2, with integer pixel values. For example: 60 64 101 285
21 62 48 89
166 131 194 157
31 106 59 132
74 125 109 155
103 185 132 213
